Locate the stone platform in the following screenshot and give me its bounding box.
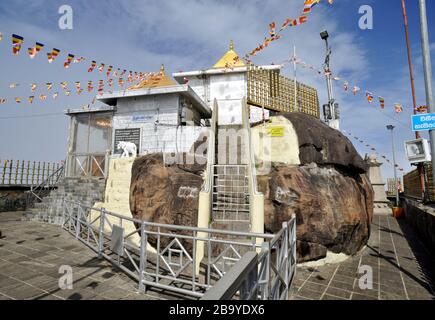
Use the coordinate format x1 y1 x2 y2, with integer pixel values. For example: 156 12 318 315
0 212 182 300
290 214 435 300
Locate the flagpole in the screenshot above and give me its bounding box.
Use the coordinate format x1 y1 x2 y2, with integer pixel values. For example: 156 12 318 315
293 45 298 112
401 0 426 200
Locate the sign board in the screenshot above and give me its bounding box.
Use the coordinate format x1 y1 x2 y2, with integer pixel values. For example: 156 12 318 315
267 126 285 137
411 114 435 131
132 115 153 123
114 128 141 154
404 138 431 164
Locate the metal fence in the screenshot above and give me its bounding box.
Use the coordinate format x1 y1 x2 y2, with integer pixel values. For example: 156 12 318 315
247 64 320 118
66 152 109 179
0 159 63 186
61 200 296 300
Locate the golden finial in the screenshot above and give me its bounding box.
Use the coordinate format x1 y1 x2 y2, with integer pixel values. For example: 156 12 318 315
160 64 165 74
230 40 234 51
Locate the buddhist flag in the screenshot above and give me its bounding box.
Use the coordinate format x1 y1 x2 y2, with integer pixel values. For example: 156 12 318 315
114 68 120 77
65 91 71 96
352 86 360 95
47 48 61 63
74 56 85 63
28 96 34 104
106 66 113 77
108 79 114 87
15 97 22 103
118 78 124 87
9 83 18 88
12 34 24 55
365 91 374 103
417 105 428 113
64 54 75 68
394 103 403 113
60 82 68 90
269 22 276 37
0 98 6 104
46 83 53 91
31 84 37 92
0 32 2 41
39 94 47 101
28 42 44 59
77 89 84 95
87 81 93 92
88 61 97 73
52 92 59 100
98 63 105 73
295 16 308 26
128 71 133 83
75 82 81 93
343 81 349 91
378 97 385 109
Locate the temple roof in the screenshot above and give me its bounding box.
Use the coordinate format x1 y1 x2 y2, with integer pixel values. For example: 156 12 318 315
213 40 245 69
128 64 176 90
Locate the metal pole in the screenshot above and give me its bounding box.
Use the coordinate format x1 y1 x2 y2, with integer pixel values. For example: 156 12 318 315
401 0 426 200
418 0 435 184
388 125 400 207
293 45 298 112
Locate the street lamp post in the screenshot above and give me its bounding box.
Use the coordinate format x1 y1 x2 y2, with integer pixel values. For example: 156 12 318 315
387 125 400 207
320 30 339 130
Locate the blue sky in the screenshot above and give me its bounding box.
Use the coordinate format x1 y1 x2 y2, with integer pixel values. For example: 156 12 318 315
0 0 434 181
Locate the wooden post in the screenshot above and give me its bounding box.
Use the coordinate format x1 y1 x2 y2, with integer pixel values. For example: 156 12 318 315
31 161 36 186
36 161 41 186
8 160 13 185
14 160 19 185
20 160 25 185
41 162 46 183
26 161 30 185
1 160 7 185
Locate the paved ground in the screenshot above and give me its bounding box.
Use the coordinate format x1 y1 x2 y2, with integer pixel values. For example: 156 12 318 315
0 212 177 300
290 214 435 300
1 212 435 300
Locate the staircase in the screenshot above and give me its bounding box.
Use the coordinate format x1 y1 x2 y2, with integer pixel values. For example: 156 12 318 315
211 124 250 232
25 177 106 224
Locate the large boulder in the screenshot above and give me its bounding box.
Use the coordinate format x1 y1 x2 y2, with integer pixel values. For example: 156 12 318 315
257 163 373 262
129 113 374 262
129 153 206 249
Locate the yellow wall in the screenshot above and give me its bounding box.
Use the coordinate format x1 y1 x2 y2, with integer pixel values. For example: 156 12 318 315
251 116 300 165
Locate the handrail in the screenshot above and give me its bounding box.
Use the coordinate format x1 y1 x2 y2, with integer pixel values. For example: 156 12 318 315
241 97 262 196
26 163 65 208
201 251 259 300
201 98 218 193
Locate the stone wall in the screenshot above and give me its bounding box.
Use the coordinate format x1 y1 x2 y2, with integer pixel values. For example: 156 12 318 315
0 187 28 212
403 197 435 254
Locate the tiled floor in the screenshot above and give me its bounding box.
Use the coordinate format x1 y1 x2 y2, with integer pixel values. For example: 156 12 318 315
1 211 435 300
290 214 435 300
0 212 175 300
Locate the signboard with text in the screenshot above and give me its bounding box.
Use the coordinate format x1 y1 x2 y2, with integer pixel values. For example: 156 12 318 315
411 114 435 131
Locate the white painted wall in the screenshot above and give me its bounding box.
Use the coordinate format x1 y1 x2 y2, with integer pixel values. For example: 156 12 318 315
113 94 204 156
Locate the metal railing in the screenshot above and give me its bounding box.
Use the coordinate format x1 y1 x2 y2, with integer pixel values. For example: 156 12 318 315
25 164 65 210
0 159 63 186
61 200 296 300
66 152 109 179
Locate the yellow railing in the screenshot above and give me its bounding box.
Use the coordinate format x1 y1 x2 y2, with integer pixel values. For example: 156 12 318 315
0 159 63 186
246 64 320 118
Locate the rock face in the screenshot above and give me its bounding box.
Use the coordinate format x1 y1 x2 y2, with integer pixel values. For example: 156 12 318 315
254 113 373 262
129 113 374 262
257 164 373 261
129 153 206 249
